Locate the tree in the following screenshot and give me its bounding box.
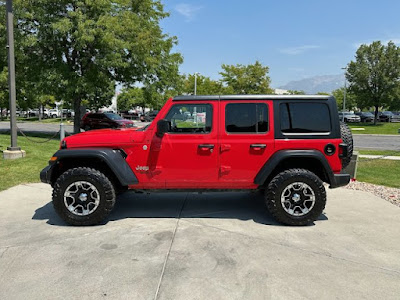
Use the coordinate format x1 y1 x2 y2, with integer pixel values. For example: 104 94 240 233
331 88 357 111
0 68 8 120
181 73 233 95
346 41 400 124
16 0 182 132
0 3 8 120
220 61 273 94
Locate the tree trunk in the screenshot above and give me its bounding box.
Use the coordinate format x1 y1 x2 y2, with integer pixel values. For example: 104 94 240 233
73 98 81 134
0 107 3 121
374 105 379 125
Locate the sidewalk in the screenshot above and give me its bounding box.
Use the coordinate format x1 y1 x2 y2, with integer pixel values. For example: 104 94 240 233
359 155 400 160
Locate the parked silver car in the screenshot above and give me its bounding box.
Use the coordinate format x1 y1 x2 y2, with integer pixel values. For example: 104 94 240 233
338 112 361 123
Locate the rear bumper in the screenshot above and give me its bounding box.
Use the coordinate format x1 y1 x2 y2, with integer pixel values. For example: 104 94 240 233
40 165 53 184
329 173 350 188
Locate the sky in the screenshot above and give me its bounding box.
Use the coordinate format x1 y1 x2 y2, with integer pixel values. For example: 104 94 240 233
160 0 400 87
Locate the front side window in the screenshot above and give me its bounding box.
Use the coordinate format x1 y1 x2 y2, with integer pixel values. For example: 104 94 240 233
280 103 331 133
165 104 213 134
225 103 268 133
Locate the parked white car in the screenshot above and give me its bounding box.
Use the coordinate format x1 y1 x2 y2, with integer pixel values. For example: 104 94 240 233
48 109 60 118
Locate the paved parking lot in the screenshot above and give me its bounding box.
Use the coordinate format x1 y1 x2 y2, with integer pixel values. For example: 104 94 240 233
0 184 399 299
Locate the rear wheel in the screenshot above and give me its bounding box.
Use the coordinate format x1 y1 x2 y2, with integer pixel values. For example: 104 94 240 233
265 169 326 226
52 167 116 226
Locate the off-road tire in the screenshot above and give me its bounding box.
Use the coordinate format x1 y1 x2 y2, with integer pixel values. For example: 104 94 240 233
265 169 326 226
340 121 353 169
52 167 116 226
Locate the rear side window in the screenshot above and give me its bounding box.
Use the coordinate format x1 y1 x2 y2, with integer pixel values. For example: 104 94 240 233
225 103 268 133
280 103 331 133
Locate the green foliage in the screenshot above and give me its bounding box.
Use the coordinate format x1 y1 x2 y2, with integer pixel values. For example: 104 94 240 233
346 41 400 122
220 61 273 94
0 68 8 117
118 85 167 111
13 0 182 132
182 73 233 95
331 87 357 110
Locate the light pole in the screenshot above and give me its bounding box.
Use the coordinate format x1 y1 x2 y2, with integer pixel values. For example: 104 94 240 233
3 0 25 159
194 72 198 95
341 67 347 122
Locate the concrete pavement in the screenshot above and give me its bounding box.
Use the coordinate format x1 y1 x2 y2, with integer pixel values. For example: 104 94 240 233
0 183 399 299
353 134 400 151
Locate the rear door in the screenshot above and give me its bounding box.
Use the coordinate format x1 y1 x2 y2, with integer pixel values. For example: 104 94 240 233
218 100 275 188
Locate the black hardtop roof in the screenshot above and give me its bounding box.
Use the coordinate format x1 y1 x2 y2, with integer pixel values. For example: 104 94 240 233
173 95 333 101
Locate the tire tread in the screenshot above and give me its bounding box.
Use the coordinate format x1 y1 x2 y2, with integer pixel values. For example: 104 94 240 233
52 167 115 226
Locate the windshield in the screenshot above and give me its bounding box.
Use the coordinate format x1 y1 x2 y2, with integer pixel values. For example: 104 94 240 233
105 113 123 120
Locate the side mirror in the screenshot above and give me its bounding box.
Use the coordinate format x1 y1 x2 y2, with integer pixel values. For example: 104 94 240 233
156 119 170 137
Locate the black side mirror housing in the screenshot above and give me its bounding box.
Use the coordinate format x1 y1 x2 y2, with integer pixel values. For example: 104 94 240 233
156 119 170 137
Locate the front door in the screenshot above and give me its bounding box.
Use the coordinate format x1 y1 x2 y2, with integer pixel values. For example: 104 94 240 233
218 100 275 188
148 101 219 188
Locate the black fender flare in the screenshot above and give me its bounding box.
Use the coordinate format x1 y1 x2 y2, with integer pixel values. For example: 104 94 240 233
41 148 138 186
254 150 335 186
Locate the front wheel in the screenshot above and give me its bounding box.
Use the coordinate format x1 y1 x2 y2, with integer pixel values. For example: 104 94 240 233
265 169 326 226
52 167 116 226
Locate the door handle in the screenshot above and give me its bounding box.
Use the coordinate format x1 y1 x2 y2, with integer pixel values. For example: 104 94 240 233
198 144 214 149
250 144 266 149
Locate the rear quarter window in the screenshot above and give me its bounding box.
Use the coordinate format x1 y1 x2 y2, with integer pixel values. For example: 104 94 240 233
280 103 331 134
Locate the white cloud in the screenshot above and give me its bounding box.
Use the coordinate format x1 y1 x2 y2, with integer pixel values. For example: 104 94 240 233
175 3 202 21
279 45 320 55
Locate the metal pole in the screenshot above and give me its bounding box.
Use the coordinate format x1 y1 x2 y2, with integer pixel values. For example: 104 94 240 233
343 79 347 117
60 101 65 140
194 73 197 95
341 67 347 122
6 0 20 151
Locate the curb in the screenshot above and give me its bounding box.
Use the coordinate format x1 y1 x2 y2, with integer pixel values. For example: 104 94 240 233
353 134 400 137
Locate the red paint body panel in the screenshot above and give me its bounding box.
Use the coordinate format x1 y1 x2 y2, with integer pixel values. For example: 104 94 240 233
63 97 344 190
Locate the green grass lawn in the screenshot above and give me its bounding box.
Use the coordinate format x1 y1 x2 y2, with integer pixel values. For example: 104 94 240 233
358 149 400 156
0 134 59 191
357 159 400 188
348 122 400 134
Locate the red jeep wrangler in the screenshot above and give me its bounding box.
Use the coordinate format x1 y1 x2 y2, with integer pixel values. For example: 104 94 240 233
40 95 353 226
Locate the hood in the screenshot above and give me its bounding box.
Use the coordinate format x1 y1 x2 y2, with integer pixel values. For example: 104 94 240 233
64 128 146 148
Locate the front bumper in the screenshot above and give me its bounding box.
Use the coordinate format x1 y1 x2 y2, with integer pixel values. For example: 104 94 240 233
329 173 350 188
40 164 54 185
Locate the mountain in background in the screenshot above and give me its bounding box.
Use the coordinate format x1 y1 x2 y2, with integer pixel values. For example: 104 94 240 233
278 74 344 94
